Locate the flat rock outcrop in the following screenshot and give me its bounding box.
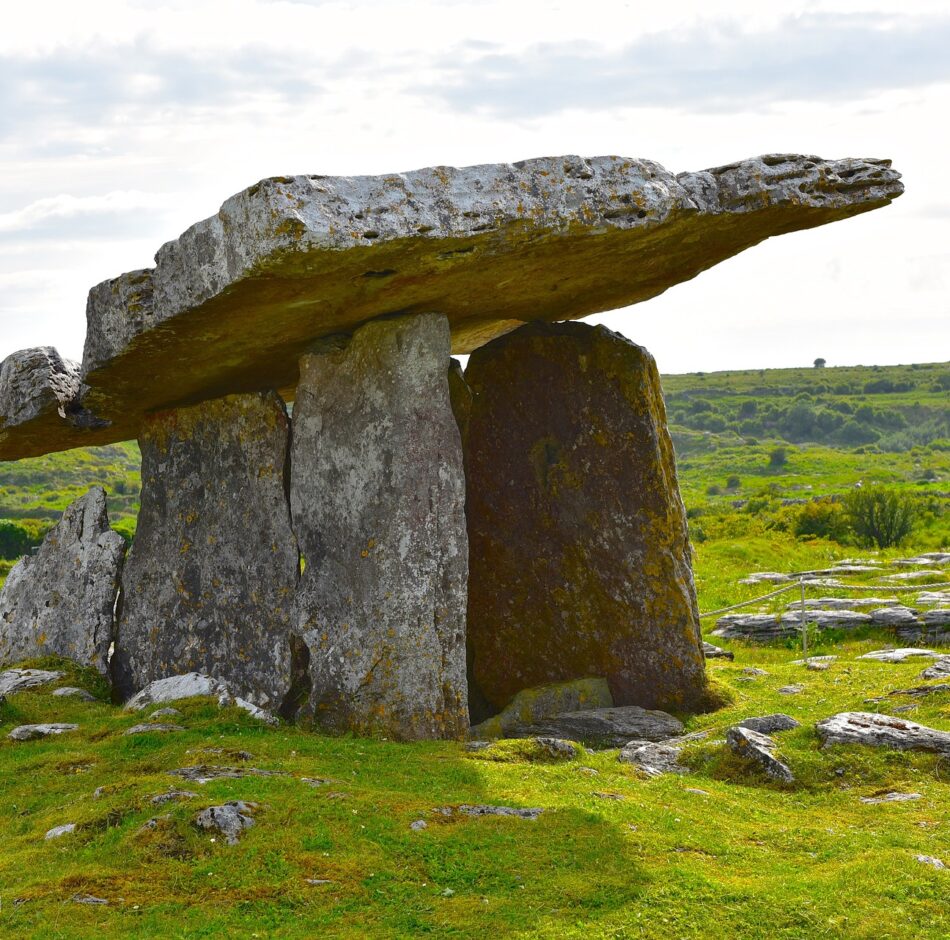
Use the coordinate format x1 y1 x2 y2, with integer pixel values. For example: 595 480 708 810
737 714 801 734
0 669 64 696
816 712 950 755
523 704 684 748
0 487 125 674
713 609 872 641
8 723 78 741
462 321 706 714
0 153 902 461
112 392 299 711
291 314 468 740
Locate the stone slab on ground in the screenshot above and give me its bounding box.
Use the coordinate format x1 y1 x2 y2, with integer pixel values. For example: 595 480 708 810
51 687 96 701
0 669 64 697
194 801 257 845
292 313 468 741
523 705 684 748
921 657 950 680
0 487 125 675
112 391 299 712
858 649 942 663
816 712 950 755
8 723 78 741
618 741 687 777
737 714 801 734
0 153 902 461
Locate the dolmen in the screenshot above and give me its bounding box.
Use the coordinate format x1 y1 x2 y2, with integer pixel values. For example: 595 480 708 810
0 152 903 740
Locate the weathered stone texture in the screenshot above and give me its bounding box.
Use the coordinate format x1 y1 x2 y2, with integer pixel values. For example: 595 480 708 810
0 487 125 674
461 321 706 715
291 313 468 740
112 391 299 711
0 154 902 461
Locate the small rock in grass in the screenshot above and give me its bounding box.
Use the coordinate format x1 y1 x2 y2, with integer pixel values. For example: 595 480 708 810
300 777 332 787
685 788 709 795
0 668 64 696
72 894 110 905
619 741 686 777
742 667 768 677
306 879 334 886
889 684 950 698
592 791 625 801
532 737 578 761
891 705 918 713
151 789 198 805
738 714 800 734
464 741 492 752
410 819 427 830
45 823 76 840
451 804 543 819
8 723 78 741
149 707 182 719
777 685 804 695
806 661 831 672
792 655 837 665
169 764 283 784
703 642 734 660
921 657 950 680
860 791 922 804
194 801 257 845
858 649 941 663
915 855 947 870
576 766 599 776
124 722 185 736
726 726 794 783
51 687 96 701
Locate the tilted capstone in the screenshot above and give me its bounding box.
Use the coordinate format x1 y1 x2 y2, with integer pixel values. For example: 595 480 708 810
0 486 126 674
0 153 902 461
291 313 469 740
112 391 301 711
459 321 707 718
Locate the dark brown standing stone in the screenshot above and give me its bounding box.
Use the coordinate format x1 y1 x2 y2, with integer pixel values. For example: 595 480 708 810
112 391 299 711
291 313 468 741
461 321 707 718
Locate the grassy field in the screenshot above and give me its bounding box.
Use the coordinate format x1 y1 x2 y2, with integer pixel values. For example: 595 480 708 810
0 362 947 938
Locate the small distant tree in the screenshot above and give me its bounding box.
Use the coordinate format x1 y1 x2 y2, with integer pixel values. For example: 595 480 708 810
844 486 917 548
813 358 827 368
768 447 788 469
726 474 741 490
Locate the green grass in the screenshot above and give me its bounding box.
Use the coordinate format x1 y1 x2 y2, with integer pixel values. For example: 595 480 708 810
1 637 948 939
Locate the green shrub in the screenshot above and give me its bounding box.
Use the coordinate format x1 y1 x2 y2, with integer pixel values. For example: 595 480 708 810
793 501 849 542
844 486 918 548
768 447 788 469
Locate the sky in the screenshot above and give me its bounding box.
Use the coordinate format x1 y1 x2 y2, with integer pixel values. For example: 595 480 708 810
0 0 948 374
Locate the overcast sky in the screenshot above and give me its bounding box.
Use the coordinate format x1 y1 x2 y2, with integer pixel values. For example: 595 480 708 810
1 0 948 373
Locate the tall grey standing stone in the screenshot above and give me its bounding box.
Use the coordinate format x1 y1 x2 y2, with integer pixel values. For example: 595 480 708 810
460 321 707 717
291 313 469 741
0 487 125 674
112 391 300 712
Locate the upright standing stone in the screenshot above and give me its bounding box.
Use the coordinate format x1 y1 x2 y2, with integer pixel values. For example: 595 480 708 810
461 321 707 718
0 486 125 674
291 313 468 740
112 391 300 711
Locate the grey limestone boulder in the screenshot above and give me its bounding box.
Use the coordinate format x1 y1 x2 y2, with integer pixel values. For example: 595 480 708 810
112 391 300 712
816 712 950 755
737 714 801 734
8 723 78 741
194 801 257 845
619 741 687 777
921 657 950 680
726 726 794 782
51 687 97 702
124 672 278 724
0 487 125 674
870 607 921 626
45 823 77 840
858 649 942 663
291 313 468 741
0 669 64 696
523 705 684 748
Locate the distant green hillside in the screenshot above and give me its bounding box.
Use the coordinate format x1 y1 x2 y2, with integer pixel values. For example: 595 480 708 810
662 361 949 453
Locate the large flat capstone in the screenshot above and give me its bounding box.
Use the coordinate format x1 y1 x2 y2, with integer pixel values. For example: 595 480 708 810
111 391 300 711
291 313 469 740
460 321 707 716
0 486 125 674
0 153 902 460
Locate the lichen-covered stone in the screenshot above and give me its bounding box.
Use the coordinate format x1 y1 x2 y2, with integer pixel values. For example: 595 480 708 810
291 313 468 740
522 705 684 748
461 321 706 714
1 154 902 461
816 712 950 755
726 726 795 782
112 392 299 711
0 487 125 674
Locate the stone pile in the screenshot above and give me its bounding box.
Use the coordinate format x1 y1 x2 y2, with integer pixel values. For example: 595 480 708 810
0 152 904 740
